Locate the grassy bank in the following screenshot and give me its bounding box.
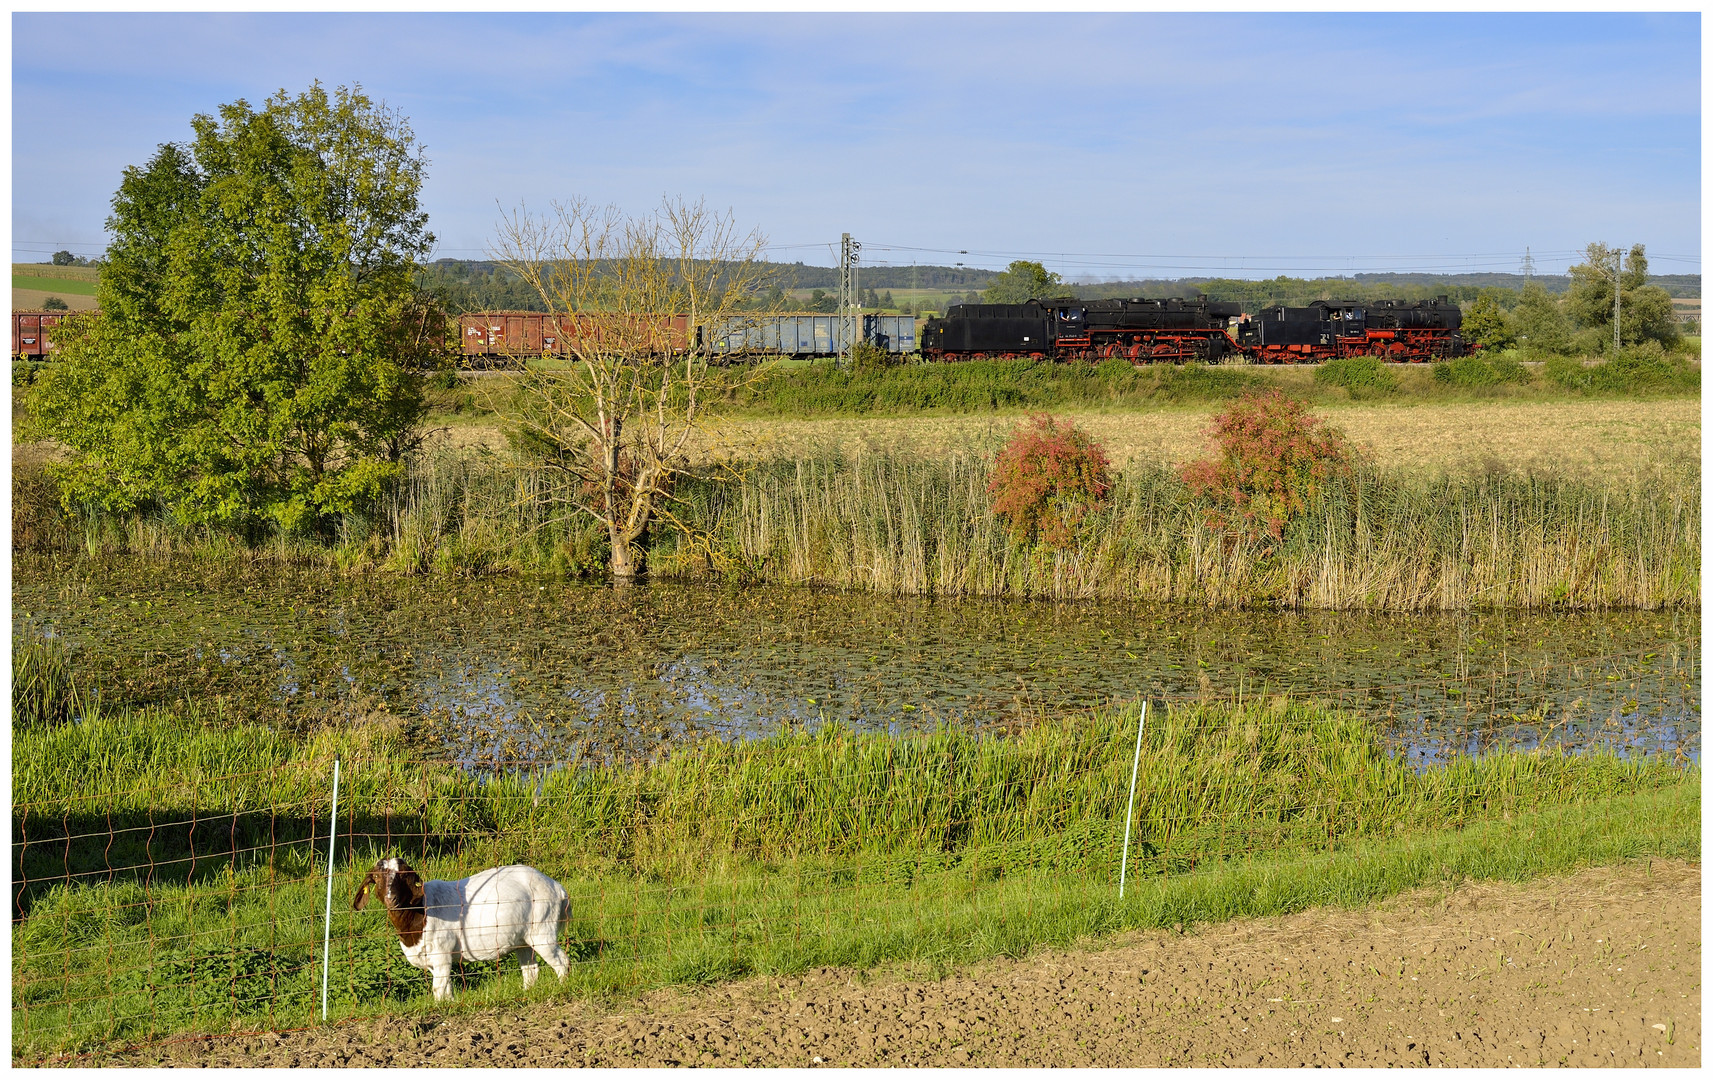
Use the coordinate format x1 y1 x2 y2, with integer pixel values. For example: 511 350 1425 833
14 445 1698 610
708 349 1700 417
392 352 1705 428
11 693 1699 1060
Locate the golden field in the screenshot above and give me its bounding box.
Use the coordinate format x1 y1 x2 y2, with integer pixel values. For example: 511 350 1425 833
431 397 1700 483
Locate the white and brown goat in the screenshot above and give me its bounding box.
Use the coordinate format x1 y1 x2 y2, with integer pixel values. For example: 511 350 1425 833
352 857 572 1002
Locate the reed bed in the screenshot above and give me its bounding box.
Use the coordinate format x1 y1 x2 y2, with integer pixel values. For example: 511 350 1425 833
658 453 1699 609
10 633 87 729
11 697 1698 1059
17 443 1698 610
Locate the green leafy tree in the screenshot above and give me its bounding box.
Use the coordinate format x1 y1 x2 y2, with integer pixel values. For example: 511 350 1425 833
1510 281 1571 355
39 296 69 312
1618 281 1681 348
1564 242 1678 349
32 83 445 536
50 250 75 266
1461 291 1514 350
982 260 1064 303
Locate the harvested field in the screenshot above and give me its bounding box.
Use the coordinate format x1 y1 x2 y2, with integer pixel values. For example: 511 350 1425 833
11 289 98 311
89 859 1699 1068
429 398 1699 483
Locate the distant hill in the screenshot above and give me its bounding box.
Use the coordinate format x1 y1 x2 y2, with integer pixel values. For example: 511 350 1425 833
766 262 997 291
1077 272 1698 299
418 258 1000 313
366 258 1704 315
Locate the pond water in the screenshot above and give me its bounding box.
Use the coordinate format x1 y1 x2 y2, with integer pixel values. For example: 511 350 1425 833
13 555 1700 770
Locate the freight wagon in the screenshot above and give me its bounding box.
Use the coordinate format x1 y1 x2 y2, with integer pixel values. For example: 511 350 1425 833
11 311 69 359
705 313 915 360
455 311 915 364
454 311 694 365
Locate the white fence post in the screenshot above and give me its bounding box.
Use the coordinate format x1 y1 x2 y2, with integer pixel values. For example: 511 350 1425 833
1119 701 1149 899
321 758 341 1022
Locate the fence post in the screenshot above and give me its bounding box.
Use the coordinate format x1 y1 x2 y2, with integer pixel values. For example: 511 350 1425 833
321 758 341 1022
1119 701 1149 900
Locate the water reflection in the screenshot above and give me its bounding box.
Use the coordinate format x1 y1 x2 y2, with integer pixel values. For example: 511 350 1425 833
14 556 1700 771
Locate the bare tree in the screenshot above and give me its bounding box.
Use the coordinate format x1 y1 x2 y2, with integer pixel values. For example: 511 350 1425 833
492 196 769 582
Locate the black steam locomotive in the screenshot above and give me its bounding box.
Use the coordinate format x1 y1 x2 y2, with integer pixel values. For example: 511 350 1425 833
921 295 1464 364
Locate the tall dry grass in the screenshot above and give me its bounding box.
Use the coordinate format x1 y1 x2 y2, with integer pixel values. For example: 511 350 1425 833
15 442 1698 610
656 453 1699 610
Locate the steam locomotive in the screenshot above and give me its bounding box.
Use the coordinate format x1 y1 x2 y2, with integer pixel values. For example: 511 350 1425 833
921 296 1465 363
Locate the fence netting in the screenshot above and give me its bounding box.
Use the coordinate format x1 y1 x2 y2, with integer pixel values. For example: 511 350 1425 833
12 666 1698 1064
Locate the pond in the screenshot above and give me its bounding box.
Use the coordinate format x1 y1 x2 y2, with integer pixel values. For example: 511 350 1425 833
13 555 1700 770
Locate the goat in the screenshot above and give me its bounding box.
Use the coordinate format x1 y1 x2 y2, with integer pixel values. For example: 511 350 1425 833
352 857 572 1002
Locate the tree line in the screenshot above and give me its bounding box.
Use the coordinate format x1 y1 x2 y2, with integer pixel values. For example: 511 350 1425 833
1458 244 1687 354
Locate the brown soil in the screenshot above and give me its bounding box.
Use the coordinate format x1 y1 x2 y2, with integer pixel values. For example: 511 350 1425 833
94 860 1699 1068
12 288 99 311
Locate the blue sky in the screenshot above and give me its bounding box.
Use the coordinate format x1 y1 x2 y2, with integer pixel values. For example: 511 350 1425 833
10 11 1701 279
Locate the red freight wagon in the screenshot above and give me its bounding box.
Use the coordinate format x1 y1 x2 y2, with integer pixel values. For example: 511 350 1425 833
456 312 694 363
13 311 69 359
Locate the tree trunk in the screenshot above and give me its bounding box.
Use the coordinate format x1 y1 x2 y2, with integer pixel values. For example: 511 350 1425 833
608 507 647 585
601 410 641 585
609 525 638 585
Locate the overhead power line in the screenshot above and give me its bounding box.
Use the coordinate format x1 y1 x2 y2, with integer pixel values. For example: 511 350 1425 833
14 237 1700 278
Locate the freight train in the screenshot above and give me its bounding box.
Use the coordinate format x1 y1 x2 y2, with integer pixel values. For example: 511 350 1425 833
14 297 1463 364
920 296 1466 363
11 310 918 364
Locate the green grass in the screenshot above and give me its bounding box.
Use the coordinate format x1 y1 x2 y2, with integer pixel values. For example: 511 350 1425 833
1313 355 1399 398
708 350 1700 418
11 632 87 728
1431 353 1531 388
720 358 1270 415
11 694 1698 1060
12 276 97 297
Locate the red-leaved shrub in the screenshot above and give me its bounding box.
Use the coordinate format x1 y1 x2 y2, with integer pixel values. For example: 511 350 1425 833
987 414 1113 549
1180 389 1351 541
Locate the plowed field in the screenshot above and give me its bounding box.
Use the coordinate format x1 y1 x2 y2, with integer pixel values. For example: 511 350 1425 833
84 859 1699 1068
